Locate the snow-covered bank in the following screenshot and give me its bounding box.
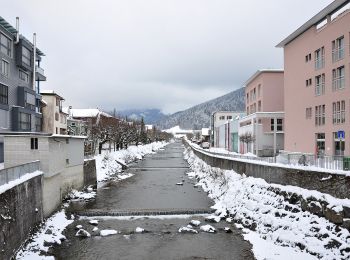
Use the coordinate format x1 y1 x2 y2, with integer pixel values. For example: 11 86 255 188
184 147 350 260
95 141 168 182
16 210 74 259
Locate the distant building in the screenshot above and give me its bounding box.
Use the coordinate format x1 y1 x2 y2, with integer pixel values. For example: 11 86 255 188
41 90 68 134
67 118 87 136
210 111 245 147
239 70 284 156
277 0 350 156
0 16 46 162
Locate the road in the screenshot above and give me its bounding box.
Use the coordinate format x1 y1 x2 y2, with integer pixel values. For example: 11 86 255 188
52 140 254 260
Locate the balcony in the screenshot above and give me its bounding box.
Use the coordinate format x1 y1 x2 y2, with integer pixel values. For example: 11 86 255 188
35 66 46 81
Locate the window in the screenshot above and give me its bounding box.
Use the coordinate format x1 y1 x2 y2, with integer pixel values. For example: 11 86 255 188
332 66 345 91
315 105 326 126
227 116 232 120
258 84 261 97
271 119 283 131
0 84 8 105
1 59 9 77
25 92 36 110
19 70 29 83
315 74 325 96
30 138 38 150
20 112 31 131
35 117 42 132
0 33 12 57
332 100 345 124
306 78 312 87
22 46 31 66
55 112 59 121
315 47 325 70
306 107 312 119
258 101 262 112
332 36 344 62
246 93 249 103
333 132 345 156
305 53 311 62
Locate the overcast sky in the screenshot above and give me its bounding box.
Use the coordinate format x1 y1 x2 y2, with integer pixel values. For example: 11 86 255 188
2 0 331 114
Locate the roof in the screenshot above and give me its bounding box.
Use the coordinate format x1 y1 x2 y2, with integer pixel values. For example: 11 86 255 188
0 16 45 56
277 0 350 47
244 69 284 87
40 90 65 100
63 108 112 118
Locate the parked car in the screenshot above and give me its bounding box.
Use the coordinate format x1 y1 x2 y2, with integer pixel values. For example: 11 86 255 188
201 142 210 149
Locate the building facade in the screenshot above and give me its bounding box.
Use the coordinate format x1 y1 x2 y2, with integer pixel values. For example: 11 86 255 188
239 70 284 156
210 111 244 147
0 16 46 162
41 90 68 134
278 0 350 156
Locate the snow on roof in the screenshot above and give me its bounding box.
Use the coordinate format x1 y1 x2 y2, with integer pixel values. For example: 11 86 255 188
64 108 112 118
40 90 65 100
201 128 210 136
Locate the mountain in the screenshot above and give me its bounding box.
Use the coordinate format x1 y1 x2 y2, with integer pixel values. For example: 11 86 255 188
116 108 166 124
155 87 245 130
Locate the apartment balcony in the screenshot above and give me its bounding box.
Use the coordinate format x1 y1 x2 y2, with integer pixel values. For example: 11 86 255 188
35 66 46 81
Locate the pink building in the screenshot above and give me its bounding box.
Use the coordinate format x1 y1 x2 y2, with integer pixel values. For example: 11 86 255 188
277 0 350 156
239 70 284 156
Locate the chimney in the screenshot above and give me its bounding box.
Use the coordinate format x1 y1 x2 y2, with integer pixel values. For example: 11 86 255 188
15 17 19 44
32 33 36 91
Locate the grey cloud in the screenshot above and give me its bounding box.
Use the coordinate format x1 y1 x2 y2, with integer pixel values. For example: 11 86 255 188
1 0 331 113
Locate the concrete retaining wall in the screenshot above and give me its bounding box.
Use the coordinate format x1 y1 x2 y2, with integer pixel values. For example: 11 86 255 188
83 159 97 187
0 174 43 260
43 165 84 217
189 145 350 199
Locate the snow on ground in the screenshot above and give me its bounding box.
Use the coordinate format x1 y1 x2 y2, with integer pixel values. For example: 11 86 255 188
16 210 73 259
100 229 119 236
0 162 4 170
184 147 350 260
94 141 168 182
66 188 97 201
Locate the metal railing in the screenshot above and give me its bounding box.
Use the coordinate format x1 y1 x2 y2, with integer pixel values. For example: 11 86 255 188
0 161 40 186
190 142 347 171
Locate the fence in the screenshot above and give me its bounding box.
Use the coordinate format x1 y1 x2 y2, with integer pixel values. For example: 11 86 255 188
0 161 40 186
192 143 347 171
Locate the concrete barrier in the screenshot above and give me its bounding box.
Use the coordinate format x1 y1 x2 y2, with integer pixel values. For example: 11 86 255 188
0 174 43 260
83 159 97 187
187 143 350 199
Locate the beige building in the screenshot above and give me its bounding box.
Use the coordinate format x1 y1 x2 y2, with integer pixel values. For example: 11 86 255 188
277 0 350 156
239 70 284 156
4 134 85 216
41 90 68 134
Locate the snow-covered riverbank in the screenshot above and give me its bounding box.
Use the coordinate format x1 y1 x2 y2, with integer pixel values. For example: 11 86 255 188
184 147 350 260
94 141 168 182
16 141 168 259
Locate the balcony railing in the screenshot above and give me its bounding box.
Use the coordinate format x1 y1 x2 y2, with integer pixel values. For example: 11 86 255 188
0 161 40 186
35 65 46 81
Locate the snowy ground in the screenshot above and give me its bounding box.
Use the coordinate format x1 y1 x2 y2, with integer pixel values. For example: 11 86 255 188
94 141 168 182
184 147 350 260
0 162 4 170
16 210 74 260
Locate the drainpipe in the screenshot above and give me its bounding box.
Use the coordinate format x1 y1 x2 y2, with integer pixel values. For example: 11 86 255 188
32 33 36 91
15 17 19 44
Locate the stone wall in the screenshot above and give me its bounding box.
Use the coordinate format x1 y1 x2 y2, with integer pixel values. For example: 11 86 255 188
0 174 43 260
83 159 97 187
189 145 350 199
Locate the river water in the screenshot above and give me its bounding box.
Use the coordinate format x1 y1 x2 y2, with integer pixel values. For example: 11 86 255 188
52 141 254 260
